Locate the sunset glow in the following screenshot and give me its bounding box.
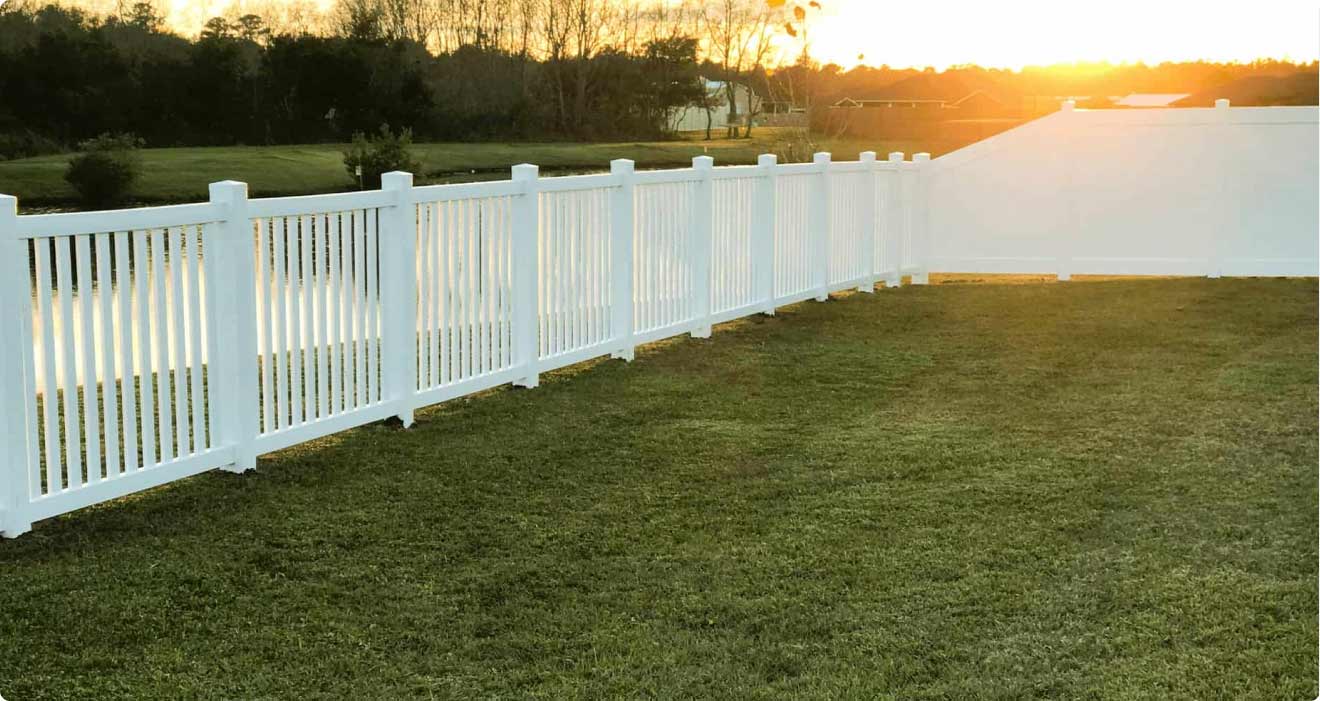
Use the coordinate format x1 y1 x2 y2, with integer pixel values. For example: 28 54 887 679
804 0 1319 69
143 0 1320 69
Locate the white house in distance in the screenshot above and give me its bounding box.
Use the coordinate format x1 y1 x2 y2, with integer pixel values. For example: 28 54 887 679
668 79 763 132
1114 93 1192 107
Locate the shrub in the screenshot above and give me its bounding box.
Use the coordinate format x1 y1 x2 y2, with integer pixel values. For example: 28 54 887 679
0 130 64 161
64 133 144 207
343 125 420 190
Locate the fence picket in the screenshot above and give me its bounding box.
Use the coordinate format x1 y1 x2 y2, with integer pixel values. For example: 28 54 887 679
113 233 138 473
185 227 205 453
94 234 119 477
168 227 188 457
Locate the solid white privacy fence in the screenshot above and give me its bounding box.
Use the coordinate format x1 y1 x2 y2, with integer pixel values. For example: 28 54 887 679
0 151 931 536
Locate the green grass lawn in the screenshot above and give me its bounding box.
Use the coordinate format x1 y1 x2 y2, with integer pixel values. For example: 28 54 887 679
0 129 924 208
0 276 1314 699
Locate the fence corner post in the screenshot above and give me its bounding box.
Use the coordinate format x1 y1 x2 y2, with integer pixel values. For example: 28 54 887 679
911 152 931 285
208 180 258 472
610 159 637 360
691 156 714 338
813 151 832 301
858 151 878 293
512 164 541 388
885 152 905 288
1054 104 1076 282
755 153 778 314
381 171 417 426
0 194 32 538
1210 98 1231 279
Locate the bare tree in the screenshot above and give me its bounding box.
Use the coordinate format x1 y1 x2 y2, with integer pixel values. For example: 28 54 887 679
702 0 776 138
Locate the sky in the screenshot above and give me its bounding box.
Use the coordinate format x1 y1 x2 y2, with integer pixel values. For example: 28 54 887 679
805 0 1320 70
145 0 1320 71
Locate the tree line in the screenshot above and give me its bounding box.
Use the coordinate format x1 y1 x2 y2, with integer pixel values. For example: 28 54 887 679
0 0 796 157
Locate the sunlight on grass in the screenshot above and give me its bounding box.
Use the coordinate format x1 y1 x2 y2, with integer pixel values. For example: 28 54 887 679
0 277 1314 699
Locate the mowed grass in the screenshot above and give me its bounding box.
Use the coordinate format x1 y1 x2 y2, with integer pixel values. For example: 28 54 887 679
0 276 1314 700
0 129 920 207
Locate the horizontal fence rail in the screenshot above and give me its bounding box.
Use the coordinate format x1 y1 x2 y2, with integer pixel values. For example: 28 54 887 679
0 151 927 537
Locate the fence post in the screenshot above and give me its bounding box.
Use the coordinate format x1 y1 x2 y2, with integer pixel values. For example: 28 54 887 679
380 171 417 426
858 151 878 293
910 153 931 285
0 195 32 537
610 159 636 360
885 152 905 288
1210 98 1230 279
754 153 778 314
1056 99 1076 281
512 164 541 388
812 151 832 301
208 181 258 472
691 156 714 338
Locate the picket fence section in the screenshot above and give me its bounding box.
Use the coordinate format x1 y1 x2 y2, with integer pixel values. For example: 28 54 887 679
0 151 929 536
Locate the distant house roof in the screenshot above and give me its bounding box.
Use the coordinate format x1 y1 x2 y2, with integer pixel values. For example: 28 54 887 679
832 97 948 107
827 70 1022 110
1114 93 1192 108
950 89 1006 107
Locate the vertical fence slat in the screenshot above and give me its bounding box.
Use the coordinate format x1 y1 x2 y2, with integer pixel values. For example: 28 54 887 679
113 233 138 473
300 214 314 417
287 218 302 425
327 213 341 414
364 207 378 404
482 198 495 373
273 218 289 429
201 223 220 454
353 209 367 404
131 231 156 470
150 229 173 463
346 212 358 409
94 233 120 476
418 202 432 389
35 241 61 492
73 234 100 481
168 227 188 457
184 227 205 453
256 218 271 432
437 202 449 386
468 198 480 374
54 237 83 485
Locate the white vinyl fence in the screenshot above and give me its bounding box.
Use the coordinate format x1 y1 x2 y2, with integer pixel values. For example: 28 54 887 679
928 100 1320 277
0 151 930 536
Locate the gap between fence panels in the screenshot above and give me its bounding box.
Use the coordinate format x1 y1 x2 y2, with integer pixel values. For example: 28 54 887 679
0 151 930 537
